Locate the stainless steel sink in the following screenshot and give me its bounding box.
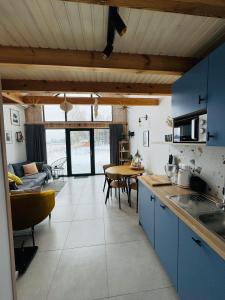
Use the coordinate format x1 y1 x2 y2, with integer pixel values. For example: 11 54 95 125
198 212 225 240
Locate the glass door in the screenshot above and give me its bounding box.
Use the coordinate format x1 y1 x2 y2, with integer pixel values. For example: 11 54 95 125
94 129 110 174
67 129 93 175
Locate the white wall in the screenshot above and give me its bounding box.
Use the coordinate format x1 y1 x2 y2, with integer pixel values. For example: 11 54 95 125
128 97 225 200
128 97 172 174
3 105 26 163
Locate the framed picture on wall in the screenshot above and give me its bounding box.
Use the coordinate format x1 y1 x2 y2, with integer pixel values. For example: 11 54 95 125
143 130 149 147
10 109 20 126
5 130 13 144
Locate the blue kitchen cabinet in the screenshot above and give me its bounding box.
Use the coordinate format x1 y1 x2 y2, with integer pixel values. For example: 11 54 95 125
178 220 225 300
138 181 155 247
207 42 225 146
172 57 208 118
155 198 179 289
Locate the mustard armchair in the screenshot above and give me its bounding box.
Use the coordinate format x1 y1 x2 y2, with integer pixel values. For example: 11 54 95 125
10 190 55 246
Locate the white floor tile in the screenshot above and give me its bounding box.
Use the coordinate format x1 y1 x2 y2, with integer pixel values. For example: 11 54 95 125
105 218 146 244
51 205 76 222
64 219 105 248
47 245 109 300
17 250 61 300
106 240 171 296
74 204 104 220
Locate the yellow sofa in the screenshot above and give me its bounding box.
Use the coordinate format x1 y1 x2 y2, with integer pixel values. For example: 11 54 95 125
10 190 55 245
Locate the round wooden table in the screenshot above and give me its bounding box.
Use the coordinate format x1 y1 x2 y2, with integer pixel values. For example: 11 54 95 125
106 165 144 177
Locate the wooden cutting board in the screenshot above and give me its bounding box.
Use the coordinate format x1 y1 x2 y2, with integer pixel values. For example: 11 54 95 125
142 175 172 186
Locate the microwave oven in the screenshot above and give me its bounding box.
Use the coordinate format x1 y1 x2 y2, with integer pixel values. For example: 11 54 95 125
173 113 207 143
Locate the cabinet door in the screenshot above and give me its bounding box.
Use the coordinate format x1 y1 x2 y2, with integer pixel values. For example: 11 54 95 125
172 58 208 118
155 198 178 289
178 220 225 300
207 43 225 146
138 181 155 247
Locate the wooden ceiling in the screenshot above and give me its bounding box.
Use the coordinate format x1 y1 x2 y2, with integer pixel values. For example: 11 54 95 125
1 0 225 106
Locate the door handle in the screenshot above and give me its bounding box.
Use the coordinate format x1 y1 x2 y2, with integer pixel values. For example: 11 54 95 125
192 237 202 247
160 204 166 209
150 195 155 201
198 95 207 105
207 132 215 141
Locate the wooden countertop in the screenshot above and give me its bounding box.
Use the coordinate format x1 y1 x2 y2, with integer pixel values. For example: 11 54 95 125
139 175 225 260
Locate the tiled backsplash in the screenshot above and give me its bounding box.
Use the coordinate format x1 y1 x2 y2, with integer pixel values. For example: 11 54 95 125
169 144 225 200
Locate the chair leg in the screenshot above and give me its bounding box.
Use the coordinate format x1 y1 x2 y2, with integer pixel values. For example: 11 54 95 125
136 181 139 213
105 185 110 205
31 226 35 247
103 177 107 192
128 187 131 207
49 213 51 219
118 187 121 209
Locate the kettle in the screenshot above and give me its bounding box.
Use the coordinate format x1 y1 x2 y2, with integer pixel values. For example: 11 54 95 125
177 164 191 188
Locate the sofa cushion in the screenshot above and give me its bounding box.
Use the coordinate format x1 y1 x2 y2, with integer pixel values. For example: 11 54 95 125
12 162 28 177
36 162 44 172
23 162 38 176
8 172 23 185
8 164 15 174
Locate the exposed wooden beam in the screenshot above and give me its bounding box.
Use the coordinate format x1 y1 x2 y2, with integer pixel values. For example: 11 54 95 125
20 96 159 106
1 80 172 95
0 46 196 76
62 0 225 19
2 92 24 105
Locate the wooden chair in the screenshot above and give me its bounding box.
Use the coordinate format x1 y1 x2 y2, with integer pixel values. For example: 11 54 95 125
128 177 139 213
105 172 128 209
102 163 116 192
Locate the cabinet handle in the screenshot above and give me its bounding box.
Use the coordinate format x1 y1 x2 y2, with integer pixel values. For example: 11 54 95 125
207 132 215 141
150 195 155 201
198 95 207 105
192 237 202 247
160 204 166 209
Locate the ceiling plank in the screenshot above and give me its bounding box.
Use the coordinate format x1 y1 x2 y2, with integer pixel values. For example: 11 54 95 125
20 96 159 106
2 92 24 105
0 46 197 76
61 0 225 18
1 80 171 95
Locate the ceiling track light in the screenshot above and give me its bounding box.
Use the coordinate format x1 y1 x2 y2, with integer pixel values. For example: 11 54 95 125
110 7 127 37
102 6 127 59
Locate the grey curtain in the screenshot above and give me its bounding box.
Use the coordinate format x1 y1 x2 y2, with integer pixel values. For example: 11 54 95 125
25 124 47 163
109 124 123 164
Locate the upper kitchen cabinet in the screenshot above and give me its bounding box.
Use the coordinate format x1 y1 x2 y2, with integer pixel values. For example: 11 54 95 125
207 43 225 146
172 57 208 118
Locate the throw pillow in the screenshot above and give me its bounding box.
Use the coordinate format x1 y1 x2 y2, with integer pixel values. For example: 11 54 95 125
8 172 23 185
12 162 27 177
23 162 39 176
35 162 44 172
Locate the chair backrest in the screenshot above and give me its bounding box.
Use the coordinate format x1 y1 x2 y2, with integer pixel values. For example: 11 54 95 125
51 157 67 169
103 163 116 173
106 172 122 181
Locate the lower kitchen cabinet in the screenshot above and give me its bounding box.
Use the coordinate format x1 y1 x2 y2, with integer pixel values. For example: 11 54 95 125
155 198 179 289
178 220 225 300
138 181 155 247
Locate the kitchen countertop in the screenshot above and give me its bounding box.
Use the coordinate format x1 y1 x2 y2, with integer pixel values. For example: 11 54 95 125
139 175 225 260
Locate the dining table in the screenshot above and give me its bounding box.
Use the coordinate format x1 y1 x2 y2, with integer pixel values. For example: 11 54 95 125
105 164 145 177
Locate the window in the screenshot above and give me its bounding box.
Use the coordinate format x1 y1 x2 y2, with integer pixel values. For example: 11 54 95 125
67 105 92 121
46 129 67 174
93 105 112 121
44 105 65 121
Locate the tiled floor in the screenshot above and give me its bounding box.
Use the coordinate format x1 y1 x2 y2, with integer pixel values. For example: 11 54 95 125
16 176 179 300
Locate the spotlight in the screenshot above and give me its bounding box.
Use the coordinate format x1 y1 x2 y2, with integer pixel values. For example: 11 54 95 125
110 7 127 36
102 44 113 59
